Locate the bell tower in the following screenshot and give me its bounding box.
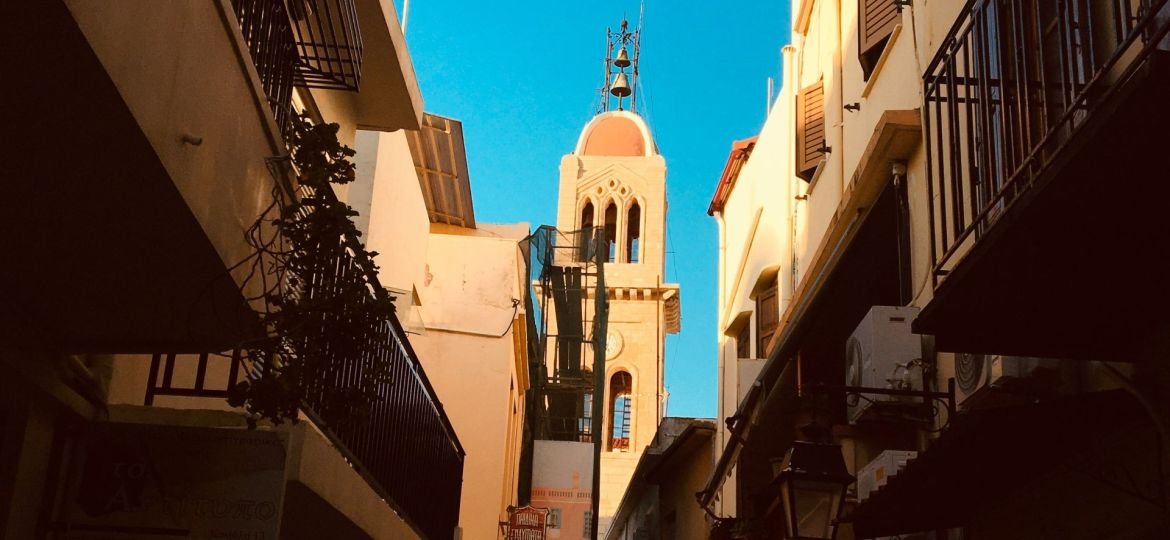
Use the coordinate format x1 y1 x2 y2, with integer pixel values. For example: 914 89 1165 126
556 18 681 535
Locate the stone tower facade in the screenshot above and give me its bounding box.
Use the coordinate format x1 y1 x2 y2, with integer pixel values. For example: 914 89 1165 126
556 110 681 533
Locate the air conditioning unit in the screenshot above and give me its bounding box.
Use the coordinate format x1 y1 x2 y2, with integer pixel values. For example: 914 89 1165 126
954 353 1062 410
845 306 923 423
856 450 917 502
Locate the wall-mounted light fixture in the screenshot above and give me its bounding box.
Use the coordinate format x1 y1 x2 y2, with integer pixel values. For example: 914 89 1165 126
774 440 854 539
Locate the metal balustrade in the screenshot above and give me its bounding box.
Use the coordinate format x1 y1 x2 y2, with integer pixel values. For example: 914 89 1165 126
147 184 464 539
924 0 1170 283
231 0 299 137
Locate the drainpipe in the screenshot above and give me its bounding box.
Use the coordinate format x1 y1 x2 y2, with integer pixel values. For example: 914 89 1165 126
711 208 720 514
834 0 846 196
782 44 799 306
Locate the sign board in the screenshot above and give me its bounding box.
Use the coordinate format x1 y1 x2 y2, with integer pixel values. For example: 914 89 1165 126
57 422 286 539
506 505 549 540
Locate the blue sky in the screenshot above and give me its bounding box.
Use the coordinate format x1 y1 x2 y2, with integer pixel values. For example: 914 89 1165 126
397 1 791 419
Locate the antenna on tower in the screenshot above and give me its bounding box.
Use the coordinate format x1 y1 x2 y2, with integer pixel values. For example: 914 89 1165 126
598 16 641 113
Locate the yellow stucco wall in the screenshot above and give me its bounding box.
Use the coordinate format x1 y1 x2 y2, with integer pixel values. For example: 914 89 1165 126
411 227 529 540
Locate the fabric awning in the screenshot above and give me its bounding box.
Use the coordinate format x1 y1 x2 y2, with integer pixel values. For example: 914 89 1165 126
847 390 1150 538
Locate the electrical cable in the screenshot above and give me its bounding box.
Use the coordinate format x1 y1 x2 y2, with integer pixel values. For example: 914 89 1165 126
497 298 522 337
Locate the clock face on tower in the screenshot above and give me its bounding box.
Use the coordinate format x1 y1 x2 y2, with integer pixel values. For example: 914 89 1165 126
605 330 624 359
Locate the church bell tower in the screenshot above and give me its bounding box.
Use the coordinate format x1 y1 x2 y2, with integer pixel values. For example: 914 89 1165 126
555 18 681 534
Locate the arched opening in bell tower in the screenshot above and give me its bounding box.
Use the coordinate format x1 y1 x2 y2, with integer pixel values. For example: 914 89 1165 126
604 202 618 263
609 371 633 451
580 201 595 261
625 201 641 263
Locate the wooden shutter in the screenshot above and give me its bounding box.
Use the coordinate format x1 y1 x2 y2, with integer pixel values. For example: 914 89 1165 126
796 80 826 180
756 279 779 357
859 0 899 76
736 323 751 359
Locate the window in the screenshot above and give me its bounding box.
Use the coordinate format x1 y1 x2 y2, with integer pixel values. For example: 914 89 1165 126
548 508 562 529
609 371 632 451
736 323 751 359
859 0 900 79
604 203 618 263
756 278 779 358
583 511 593 537
580 201 595 262
796 80 826 181
579 393 593 443
625 202 641 263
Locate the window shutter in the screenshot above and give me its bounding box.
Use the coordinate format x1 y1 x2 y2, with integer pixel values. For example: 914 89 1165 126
859 0 899 77
796 80 826 180
756 279 779 357
736 324 751 359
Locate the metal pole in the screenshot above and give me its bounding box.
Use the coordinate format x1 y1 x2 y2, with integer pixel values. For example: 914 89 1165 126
589 230 608 539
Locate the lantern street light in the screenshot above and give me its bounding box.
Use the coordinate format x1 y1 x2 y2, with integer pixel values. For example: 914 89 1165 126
774 440 854 539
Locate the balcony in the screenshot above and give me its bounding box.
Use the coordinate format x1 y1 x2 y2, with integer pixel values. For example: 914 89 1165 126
915 0 1170 360
0 0 417 353
130 185 464 539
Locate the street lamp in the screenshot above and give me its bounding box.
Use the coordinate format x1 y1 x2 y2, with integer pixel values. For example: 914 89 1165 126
774 440 854 539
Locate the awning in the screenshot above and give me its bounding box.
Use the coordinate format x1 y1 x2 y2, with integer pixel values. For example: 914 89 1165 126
847 390 1151 538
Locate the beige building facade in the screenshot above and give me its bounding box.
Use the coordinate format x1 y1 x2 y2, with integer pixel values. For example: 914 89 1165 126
703 0 1170 538
604 418 715 540
355 113 533 540
411 223 532 540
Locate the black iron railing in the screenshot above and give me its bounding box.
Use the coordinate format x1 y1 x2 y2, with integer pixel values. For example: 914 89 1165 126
230 0 365 137
287 0 363 90
924 0 1170 282
146 193 464 540
295 210 464 540
231 0 299 137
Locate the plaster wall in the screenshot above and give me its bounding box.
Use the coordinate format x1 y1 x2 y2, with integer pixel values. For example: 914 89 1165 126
657 443 715 540
352 129 431 298
411 228 529 540
532 441 595 540
63 0 293 310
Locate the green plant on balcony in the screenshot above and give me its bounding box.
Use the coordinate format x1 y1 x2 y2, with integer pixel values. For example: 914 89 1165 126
228 111 394 427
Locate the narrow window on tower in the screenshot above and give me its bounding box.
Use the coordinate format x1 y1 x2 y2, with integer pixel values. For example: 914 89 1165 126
609 371 632 451
604 202 618 263
626 202 641 263
580 201 595 262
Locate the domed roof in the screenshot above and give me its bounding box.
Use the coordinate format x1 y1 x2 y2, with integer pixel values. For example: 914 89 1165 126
574 111 657 157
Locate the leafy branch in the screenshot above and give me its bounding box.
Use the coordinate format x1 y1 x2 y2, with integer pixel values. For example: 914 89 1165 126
228 111 395 427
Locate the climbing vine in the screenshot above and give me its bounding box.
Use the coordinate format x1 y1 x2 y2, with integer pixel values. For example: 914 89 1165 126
228 111 395 427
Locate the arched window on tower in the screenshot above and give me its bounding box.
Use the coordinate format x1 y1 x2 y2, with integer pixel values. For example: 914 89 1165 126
625 202 641 263
609 371 632 451
604 203 618 263
580 201 595 262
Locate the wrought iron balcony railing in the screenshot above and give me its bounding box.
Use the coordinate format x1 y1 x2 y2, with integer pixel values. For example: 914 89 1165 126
924 0 1170 283
232 0 299 136
146 184 464 540
231 0 364 137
